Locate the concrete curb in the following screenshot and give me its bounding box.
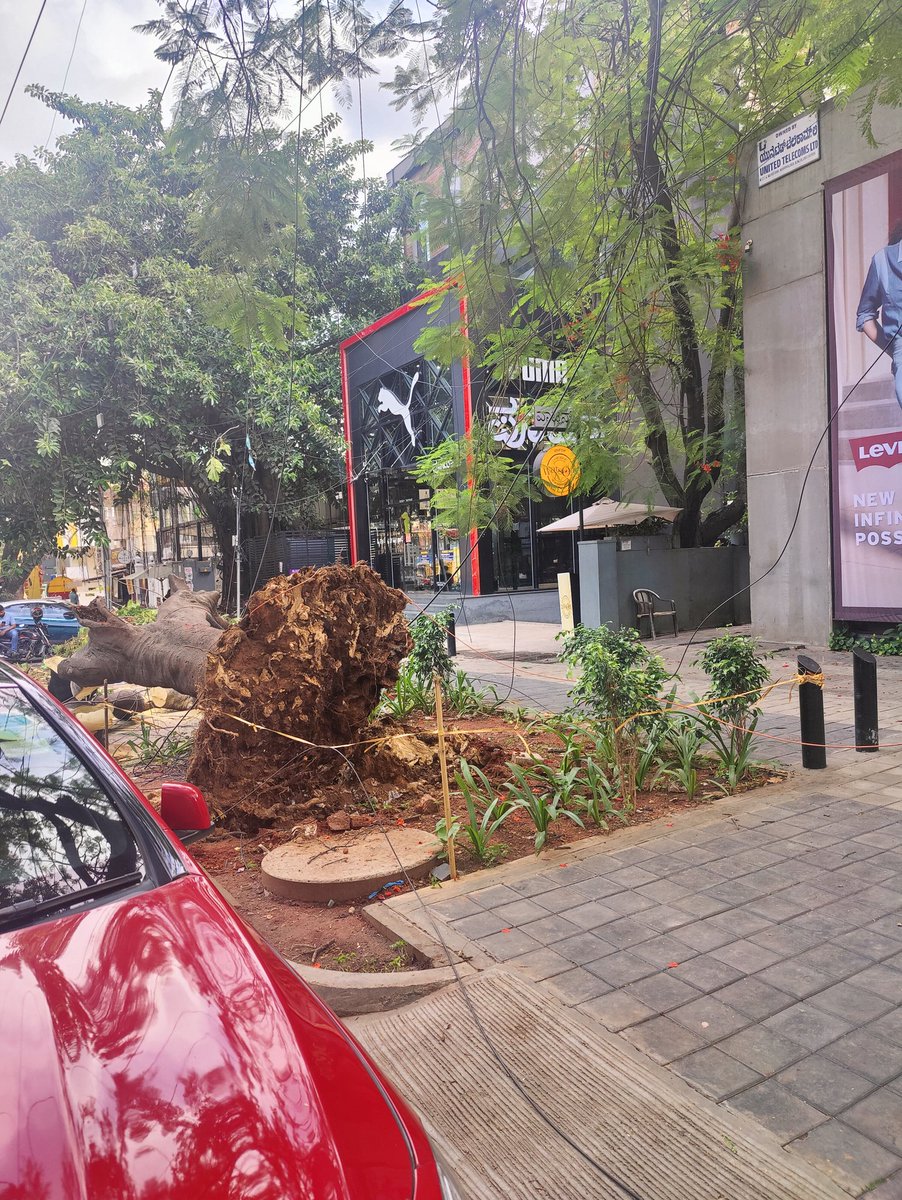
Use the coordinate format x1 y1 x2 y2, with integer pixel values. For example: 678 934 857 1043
288 958 475 1016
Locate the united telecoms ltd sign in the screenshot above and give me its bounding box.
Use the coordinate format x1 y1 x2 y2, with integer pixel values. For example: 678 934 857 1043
757 113 820 186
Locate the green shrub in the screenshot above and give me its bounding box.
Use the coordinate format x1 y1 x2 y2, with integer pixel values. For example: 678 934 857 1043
559 625 668 808
117 600 157 625
696 632 770 789
830 623 902 655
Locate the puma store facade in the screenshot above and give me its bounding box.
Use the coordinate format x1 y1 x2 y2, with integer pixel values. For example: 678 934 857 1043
339 286 579 612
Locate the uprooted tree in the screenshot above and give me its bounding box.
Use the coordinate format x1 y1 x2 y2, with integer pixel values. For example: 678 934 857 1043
60 565 412 821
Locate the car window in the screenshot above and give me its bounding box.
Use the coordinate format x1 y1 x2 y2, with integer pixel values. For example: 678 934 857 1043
0 690 144 909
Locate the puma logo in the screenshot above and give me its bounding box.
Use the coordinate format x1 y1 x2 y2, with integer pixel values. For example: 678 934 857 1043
377 370 420 448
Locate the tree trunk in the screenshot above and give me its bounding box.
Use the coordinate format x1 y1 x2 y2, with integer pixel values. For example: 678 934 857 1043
57 575 228 696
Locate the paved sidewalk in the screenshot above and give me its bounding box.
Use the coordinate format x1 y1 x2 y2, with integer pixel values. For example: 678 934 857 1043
452 620 902 768
386 771 902 1195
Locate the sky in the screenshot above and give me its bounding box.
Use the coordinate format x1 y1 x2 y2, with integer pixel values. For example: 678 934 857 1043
0 0 423 178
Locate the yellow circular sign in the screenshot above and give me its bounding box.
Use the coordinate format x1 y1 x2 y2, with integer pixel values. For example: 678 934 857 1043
538 445 580 497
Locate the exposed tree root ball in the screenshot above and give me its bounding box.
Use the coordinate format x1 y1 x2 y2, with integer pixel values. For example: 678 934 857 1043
188 564 411 823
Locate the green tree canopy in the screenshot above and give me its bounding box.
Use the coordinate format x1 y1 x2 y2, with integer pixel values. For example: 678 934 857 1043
388 0 901 545
0 88 422 597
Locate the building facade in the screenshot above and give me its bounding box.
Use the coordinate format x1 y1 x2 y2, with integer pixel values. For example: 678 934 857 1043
744 98 902 643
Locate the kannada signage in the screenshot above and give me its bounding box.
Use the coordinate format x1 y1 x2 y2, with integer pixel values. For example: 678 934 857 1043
757 112 820 186
486 395 567 450
826 149 902 621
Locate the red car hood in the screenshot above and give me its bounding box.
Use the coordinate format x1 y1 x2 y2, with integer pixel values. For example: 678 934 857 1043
0 873 414 1200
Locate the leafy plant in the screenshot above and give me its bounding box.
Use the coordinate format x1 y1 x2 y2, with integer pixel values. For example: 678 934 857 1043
408 609 454 688
116 600 158 625
375 668 434 720
441 758 513 864
658 716 707 802
559 625 669 809
581 759 625 829
503 759 585 853
55 627 89 658
123 721 195 767
696 632 769 788
444 669 498 716
830 623 902 655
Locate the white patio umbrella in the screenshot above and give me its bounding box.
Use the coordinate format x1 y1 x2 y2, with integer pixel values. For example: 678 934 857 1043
538 497 682 533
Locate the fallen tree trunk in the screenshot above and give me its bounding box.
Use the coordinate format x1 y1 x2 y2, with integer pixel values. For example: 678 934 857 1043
188 564 411 825
57 576 228 696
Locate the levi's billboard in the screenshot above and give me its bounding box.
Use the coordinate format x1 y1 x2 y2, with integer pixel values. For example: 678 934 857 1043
826 150 902 621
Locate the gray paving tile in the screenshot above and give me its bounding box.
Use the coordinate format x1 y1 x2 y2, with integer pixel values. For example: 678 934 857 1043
626 972 704 1014
745 893 813 922
532 882 598 912
705 879 776 906
777 1054 875 1115
708 907 774 936
585 949 657 987
454 910 509 939
790 943 872 982
469 883 524 909
634 879 691 904
595 917 656 950
712 977 796 1020
823 1029 902 1083
558 901 619 931
578 990 655 1032
671 892 731 918
668 954 743 994
607 845 659 866
492 898 550 926
669 995 751 1042
506 874 562 899
835 925 902 960
601 890 658 916
506 947 574 981
866 1170 902 1199
853 888 902 917
631 933 700 970
669 867 730 891
555 930 619 966
625 1015 707 1064
670 1046 763 1101
604 865 659 889
574 875 626 901
791 1119 902 1192
669 920 734 953
432 895 485 922
479 928 542 961
719 1025 807 1075
710 938 782 974
544 967 613 1006
807 979 894 1023
848 963 902 1003
762 1002 853 1051
639 904 695 933
520 913 583 945
843 1087 902 1155
869 1008 902 1049
748 924 821 957
727 1080 826 1142
755 959 833 1000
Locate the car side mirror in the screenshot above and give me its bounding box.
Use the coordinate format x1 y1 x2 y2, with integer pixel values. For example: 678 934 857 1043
160 782 213 844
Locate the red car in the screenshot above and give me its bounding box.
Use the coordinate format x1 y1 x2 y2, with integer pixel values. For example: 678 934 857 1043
0 661 462 1199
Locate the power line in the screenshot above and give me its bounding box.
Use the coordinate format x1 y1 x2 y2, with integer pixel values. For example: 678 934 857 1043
0 0 49 133
42 0 88 153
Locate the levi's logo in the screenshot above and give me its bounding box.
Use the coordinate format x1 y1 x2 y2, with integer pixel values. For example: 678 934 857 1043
850 432 902 471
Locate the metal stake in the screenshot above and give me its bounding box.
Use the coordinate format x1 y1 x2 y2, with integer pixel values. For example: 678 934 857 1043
852 647 879 752
798 654 826 769
433 673 458 880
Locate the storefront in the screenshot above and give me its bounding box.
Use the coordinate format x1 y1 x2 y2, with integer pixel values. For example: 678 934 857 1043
340 287 577 595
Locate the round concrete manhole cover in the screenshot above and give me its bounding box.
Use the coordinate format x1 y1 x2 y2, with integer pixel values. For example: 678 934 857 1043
261 828 443 902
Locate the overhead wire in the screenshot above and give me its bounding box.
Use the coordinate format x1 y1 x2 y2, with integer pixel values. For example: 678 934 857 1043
0 0 49 132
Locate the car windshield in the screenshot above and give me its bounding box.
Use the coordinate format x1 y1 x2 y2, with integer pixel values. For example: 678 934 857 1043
0 689 144 911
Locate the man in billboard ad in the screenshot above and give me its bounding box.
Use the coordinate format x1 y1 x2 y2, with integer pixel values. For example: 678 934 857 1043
827 150 902 621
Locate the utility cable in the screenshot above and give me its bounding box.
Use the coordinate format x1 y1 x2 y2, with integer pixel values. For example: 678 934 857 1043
0 0 49 132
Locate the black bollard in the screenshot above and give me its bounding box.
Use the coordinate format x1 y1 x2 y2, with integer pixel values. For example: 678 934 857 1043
798 654 827 769
446 610 457 657
852 647 879 752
